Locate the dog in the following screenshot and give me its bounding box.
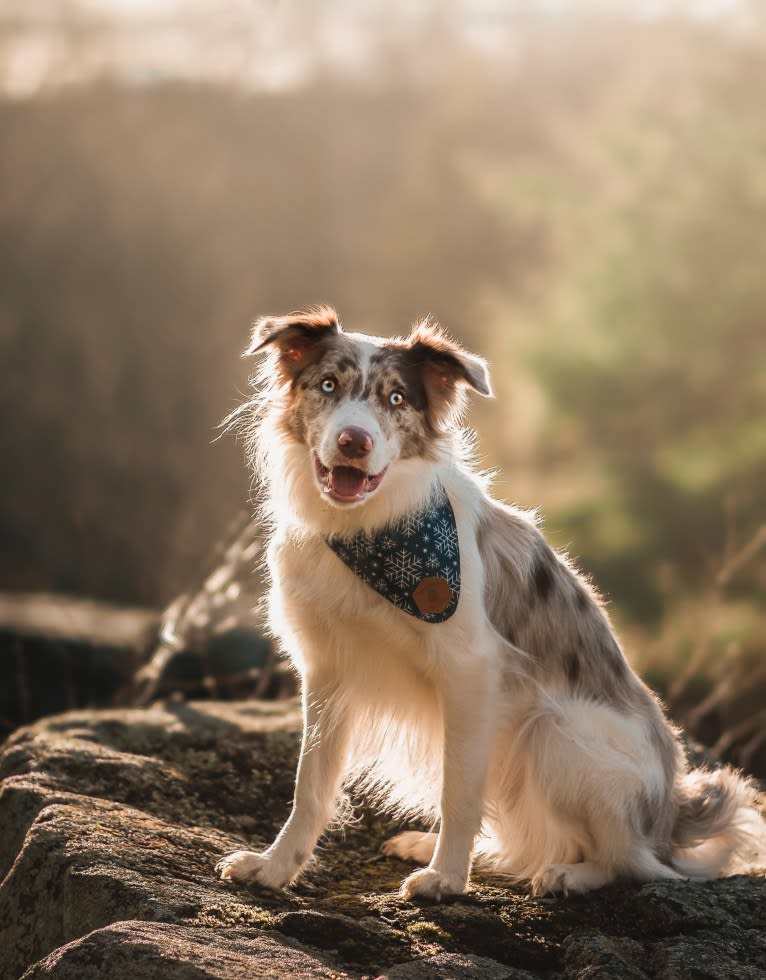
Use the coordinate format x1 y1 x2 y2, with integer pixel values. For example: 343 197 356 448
216 306 765 901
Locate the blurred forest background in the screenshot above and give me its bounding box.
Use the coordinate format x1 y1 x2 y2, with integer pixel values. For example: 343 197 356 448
0 1 764 762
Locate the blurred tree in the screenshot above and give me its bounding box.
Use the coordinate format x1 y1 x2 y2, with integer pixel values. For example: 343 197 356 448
520 24 766 621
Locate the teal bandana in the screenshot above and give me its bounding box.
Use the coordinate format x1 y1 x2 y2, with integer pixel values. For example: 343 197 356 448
325 485 460 623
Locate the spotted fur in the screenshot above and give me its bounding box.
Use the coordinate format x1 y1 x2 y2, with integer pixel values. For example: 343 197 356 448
217 307 766 902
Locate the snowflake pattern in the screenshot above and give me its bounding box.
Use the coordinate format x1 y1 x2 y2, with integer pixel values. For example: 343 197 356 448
325 484 460 623
432 520 458 559
384 550 424 590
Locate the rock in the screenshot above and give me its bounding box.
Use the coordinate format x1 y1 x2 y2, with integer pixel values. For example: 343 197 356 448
0 592 158 737
132 626 282 704
22 922 357 979
128 517 296 707
1 700 765 980
562 934 650 979
384 951 537 979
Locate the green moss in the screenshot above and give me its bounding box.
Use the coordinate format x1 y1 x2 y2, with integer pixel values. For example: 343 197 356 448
407 920 451 942
192 903 277 929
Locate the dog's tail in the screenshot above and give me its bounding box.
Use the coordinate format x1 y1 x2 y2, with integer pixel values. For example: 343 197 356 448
670 765 766 878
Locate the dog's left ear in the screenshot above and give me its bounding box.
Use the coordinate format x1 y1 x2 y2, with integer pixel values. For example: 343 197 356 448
407 319 493 402
245 306 339 379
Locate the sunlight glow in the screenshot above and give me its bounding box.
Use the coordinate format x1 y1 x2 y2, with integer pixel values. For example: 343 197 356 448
0 0 751 97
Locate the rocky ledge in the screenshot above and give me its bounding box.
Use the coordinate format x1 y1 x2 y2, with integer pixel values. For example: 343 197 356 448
1 701 765 980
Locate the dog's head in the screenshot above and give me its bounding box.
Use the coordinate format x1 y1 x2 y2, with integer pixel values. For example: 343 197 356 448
245 307 491 509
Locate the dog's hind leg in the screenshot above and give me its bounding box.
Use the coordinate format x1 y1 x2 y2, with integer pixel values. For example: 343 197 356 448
381 831 437 864
217 675 350 890
515 695 682 894
532 859 615 896
533 845 683 895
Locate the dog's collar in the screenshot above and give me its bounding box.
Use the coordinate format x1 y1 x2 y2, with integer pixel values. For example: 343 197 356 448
325 484 460 623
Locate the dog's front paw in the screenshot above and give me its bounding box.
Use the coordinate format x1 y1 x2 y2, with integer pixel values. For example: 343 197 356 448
215 850 292 890
399 867 467 902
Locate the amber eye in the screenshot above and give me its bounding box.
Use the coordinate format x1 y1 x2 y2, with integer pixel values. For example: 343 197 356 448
389 390 405 407
320 378 336 394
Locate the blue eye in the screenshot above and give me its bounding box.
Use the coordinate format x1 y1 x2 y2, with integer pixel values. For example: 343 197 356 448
321 378 336 394
389 391 405 407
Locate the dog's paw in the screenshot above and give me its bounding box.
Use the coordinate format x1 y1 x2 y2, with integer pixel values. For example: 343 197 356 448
381 831 437 865
532 864 570 897
531 861 612 896
399 867 466 902
215 850 291 890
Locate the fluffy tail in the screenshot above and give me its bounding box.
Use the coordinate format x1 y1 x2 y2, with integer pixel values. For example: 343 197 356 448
671 765 766 878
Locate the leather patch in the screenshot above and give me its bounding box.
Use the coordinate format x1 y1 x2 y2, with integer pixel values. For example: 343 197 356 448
412 576 453 616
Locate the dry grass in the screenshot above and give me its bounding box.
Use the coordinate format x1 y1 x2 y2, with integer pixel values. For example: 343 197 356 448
635 519 766 779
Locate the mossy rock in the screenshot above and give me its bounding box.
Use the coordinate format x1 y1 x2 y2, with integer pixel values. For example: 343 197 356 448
1 700 765 979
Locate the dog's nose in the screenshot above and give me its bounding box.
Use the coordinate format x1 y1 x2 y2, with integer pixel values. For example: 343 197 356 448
337 427 373 459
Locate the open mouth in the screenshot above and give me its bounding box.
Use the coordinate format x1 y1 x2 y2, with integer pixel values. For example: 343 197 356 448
314 455 388 504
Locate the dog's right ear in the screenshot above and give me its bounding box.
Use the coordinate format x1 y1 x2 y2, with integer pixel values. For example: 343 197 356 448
245 306 339 380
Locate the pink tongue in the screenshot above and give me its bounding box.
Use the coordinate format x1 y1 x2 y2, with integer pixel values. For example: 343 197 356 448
330 466 367 497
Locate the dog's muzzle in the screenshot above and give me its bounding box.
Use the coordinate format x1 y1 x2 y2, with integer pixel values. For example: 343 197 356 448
314 454 387 504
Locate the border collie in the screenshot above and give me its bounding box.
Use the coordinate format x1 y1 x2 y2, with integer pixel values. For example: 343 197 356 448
216 307 764 901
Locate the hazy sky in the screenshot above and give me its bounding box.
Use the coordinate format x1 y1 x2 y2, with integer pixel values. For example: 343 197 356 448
83 0 743 19
0 0 750 97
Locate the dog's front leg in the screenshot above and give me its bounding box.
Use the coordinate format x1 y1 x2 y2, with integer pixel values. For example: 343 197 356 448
400 662 493 902
216 675 349 890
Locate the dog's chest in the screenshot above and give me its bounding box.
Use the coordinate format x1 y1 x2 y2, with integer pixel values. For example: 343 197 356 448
272 531 415 624
268 527 453 672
